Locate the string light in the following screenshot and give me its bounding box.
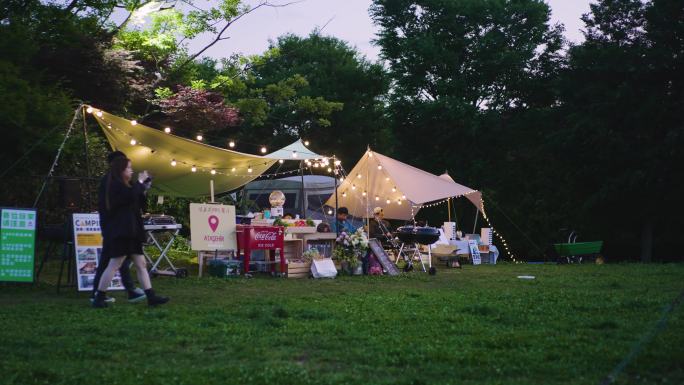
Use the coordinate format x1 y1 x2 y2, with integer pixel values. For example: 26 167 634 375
278 159 284 164
385 177 390 182
342 192 347 197
386 199 391 204
96 111 103 117
196 134 203 141
170 159 177 166
210 169 216 175
392 187 397 192
191 166 197 172
357 174 362 179
304 140 310 146
402 195 406 200
130 139 137 145
260 146 267 154
131 120 137 125
228 140 235 148
339 177 344 183
247 167 253 173
375 196 380 201
362 191 367 196
397 200 402 205
231 167 236 172
368 152 373 157
292 151 298 158
351 184 356 190
327 209 333 215
86 107 93 114
334 160 341 166
377 165 382 170
327 167 332 173
164 127 171 134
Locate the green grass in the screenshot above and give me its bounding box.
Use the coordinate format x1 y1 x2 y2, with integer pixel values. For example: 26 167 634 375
1 263 683 385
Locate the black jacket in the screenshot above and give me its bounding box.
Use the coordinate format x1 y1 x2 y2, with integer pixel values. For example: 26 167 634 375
369 218 391 240
98 173 147 241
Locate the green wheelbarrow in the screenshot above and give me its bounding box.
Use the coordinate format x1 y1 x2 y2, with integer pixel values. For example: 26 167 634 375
553 241 603 264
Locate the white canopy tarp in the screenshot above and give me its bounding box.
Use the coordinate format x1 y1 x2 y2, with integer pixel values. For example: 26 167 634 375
325 149 482 220
262 139 326 160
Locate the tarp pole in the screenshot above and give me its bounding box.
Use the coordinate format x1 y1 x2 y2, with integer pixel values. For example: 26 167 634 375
210 180 215 203
299 160 305 218
334 156 339 237
472 209 479 234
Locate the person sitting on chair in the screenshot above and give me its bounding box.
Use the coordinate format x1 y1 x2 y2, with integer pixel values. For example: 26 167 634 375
330 207 356 234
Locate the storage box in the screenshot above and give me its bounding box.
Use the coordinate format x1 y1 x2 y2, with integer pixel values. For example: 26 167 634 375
286 260 311 278
207 259 241 278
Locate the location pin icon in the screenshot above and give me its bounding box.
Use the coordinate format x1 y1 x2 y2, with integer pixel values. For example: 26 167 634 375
208 215 219 232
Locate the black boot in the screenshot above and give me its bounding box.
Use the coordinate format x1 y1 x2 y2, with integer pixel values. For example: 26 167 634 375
145 289 169 306
92 291 108 308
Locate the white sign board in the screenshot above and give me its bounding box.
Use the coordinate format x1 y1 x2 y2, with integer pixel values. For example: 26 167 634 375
468 240 481 265
189 203 237 251
72 213 123 292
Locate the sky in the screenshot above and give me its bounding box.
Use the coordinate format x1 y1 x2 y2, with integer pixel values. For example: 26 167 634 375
181 0 594 62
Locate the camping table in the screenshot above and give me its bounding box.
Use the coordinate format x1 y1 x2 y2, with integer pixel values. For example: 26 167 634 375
143 224 187 278
236 225 285 276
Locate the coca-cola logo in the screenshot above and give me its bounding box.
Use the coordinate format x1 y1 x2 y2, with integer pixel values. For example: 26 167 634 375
254 231 277 241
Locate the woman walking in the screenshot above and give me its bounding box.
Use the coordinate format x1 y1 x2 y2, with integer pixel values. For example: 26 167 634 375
93 154 169 308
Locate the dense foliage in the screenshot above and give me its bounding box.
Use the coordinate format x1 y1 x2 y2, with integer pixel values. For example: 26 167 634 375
0 0 681 260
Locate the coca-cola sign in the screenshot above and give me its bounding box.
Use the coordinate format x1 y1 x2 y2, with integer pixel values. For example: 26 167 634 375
253 231 278 241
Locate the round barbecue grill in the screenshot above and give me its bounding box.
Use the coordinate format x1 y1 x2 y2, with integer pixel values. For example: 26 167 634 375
396 226 416 244
414 227 440 245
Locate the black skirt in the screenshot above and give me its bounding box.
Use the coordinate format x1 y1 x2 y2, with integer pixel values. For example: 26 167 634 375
102 236 143 258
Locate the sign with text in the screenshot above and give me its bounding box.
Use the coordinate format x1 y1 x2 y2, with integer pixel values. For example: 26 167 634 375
72 213 123 291
190 203 236 251
468 240 481 265
0 208 36 282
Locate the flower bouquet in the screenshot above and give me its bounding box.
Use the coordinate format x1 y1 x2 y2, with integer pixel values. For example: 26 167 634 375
332 228 369 272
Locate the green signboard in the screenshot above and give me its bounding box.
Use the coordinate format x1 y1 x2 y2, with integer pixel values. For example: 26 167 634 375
0 208 37 282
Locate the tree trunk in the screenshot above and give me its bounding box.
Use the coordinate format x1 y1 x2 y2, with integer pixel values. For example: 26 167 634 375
640 219 653 262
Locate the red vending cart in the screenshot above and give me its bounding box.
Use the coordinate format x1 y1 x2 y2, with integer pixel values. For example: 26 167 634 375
235 225 285 276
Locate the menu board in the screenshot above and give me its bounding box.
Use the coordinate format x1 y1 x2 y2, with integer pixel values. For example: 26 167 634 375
73 213 123 291
0 208 36 282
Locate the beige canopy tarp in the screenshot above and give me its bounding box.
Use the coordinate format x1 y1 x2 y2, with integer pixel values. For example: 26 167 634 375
325 149 482 220
90 107 322 197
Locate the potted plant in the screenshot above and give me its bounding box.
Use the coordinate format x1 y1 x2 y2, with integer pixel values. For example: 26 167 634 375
332 228 369 275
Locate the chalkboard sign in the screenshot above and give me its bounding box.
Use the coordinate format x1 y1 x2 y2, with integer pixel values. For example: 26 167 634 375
369 239 400 276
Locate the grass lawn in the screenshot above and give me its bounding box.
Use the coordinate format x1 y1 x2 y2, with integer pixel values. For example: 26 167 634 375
1 263 683 385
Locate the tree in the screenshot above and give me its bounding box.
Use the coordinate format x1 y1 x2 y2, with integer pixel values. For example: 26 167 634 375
370 0 566 258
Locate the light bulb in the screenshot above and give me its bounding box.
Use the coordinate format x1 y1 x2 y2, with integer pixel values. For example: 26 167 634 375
228 140 235 148
362 191 367 196
327 209 333 215
334 160 341 166
248 167 253 173
278 159 284 164
210 169 216 175
130 139 137 145
231 167 236 172
327 167 332 173
368 152 373 157
392 187 397 192
378 165 382 170
402 195 406 200
304 140 310 146
385 177 390 181
314 163 319 168
131 120 137 125
196 134 203 141
339 177 344 182
357 174 361 179
261 146 267 153
86 107 93 114
95 111 103 117
171 160 177 166
191 166 197 172
375 196 379 201
397 200 402 205
352 184 356 190
164 127 171 133
342 192 347 197
386 199 391 204
292 151 298 158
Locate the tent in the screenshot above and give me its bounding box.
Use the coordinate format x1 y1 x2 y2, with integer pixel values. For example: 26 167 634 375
89 107 325 197
324 149 482 220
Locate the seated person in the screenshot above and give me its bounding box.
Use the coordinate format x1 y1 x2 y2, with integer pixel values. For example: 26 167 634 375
330 207 357 234
369 207 392 241
282 213 294 219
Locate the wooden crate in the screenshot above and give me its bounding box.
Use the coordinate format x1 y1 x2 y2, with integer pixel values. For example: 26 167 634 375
287 260 311 278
